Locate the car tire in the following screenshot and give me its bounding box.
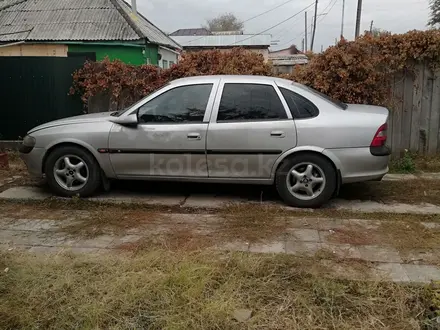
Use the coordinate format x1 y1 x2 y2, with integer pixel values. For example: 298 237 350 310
275 153 337 208
44 146 102 197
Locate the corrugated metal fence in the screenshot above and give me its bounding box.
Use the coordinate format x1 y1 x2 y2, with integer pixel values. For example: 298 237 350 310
389 63 440 156
0 56 85 140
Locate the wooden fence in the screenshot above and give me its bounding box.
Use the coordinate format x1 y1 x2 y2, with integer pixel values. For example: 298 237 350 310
389 63 440 156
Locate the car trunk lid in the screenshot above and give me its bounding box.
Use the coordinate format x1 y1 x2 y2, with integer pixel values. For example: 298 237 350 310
345 104 389 118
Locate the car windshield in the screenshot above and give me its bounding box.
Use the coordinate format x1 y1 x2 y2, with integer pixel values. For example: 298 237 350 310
112 83 171 117
293 82 348 110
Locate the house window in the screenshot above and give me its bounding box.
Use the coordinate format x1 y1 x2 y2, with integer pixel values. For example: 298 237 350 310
169 61 175 66
162 60 169 69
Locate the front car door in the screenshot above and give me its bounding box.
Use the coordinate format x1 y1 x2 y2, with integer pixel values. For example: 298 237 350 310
109 78 219 178
206 78 297 179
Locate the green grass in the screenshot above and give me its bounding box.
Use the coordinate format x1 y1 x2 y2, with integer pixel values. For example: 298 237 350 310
0 250 437 330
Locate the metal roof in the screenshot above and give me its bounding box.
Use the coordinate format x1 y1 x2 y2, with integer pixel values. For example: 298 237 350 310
170 34 272 48
0 0 180 49
116 0 180 49
169 28 212 37
270 54 309 66
0 0 24 10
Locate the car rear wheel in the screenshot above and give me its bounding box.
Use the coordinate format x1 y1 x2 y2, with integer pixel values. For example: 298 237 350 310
45 146 101 197
276 153 336 208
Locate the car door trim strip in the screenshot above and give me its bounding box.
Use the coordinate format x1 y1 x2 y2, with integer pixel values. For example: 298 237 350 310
207 150 282 155
99 149 206 155
98 149 282 155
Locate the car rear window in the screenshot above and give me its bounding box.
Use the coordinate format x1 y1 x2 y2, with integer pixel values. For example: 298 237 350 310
292 83 348 110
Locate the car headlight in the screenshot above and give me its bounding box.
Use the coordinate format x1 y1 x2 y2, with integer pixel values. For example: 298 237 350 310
19 135 36 154
23 135 36 147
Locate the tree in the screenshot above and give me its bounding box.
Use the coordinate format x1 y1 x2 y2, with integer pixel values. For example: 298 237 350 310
204 13 244 32
429 0 440 26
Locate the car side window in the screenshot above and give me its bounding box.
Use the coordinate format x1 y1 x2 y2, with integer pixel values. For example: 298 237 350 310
138 84 213 123
217 83 287 122
280 87 319 119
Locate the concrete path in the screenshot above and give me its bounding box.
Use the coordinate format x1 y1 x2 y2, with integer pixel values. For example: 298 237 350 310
2 186 440 214
1 213 440 283
1 172 438 189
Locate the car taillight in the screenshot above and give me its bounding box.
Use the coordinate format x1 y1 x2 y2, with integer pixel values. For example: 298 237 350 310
371 123 388 147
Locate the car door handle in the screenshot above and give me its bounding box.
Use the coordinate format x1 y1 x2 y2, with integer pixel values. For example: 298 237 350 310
187 133 201 140
270 131 286 138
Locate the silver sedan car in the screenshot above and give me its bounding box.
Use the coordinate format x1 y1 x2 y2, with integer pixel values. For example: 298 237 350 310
20 75 390 208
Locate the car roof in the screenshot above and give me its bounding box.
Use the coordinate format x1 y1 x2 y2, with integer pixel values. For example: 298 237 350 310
171 75 292 85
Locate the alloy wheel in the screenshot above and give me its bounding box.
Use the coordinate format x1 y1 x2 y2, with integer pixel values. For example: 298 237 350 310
53 155 89 191
286 162 326 201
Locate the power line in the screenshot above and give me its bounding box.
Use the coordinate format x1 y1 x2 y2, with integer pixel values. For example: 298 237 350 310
242 0 303 24
275 0 337 49
271 15 304 40
316 0 338 23
272 0 332 45
228 2 315 46
184 0 307 44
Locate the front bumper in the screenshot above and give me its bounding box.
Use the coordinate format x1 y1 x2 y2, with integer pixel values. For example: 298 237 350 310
20 147 45 178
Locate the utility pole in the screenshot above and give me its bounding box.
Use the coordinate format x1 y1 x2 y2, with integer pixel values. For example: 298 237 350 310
302 38 305 52
304 11 308 52
310 0 318 52
370 20 374 33
340 0 345 38
321 45 323 53
131 0 137 17
355 0 363 38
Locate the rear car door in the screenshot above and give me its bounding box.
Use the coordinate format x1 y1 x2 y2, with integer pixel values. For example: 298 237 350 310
109 80 218 178
206 79 297 179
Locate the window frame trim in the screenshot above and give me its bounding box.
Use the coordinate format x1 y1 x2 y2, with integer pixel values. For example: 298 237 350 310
210 80 293 124
131 80 220 125
278 86 320 120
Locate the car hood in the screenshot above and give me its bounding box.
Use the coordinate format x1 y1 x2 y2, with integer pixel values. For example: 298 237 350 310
28 112 113 134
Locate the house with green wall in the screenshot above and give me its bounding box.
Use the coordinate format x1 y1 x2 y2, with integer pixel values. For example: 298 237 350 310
0 0 181 67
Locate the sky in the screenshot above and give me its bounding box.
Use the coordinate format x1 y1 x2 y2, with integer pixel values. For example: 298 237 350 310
130 0 431 51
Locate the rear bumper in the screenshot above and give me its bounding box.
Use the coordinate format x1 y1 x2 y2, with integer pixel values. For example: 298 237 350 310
370 145 391 156
325 147 389 184
20 147 45 178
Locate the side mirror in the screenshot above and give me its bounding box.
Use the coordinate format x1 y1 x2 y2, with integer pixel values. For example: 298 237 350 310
109 113 138 127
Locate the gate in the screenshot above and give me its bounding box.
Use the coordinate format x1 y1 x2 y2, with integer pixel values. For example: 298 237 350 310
0 56 86 140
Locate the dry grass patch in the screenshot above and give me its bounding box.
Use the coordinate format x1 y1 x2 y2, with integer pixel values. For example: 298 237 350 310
218 203 290 243
415 155 440 173
339 179 440 205
326 223 382 246
379 221 440 250
0 154 28 183
60 208 163 238
2 197 439 224
0 249 437 330
0 202 74 220
118 230 215 253
324 217 440 251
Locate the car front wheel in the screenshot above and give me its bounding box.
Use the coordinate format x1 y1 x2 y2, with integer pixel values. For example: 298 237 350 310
276 153 336 208
44 146 102 197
